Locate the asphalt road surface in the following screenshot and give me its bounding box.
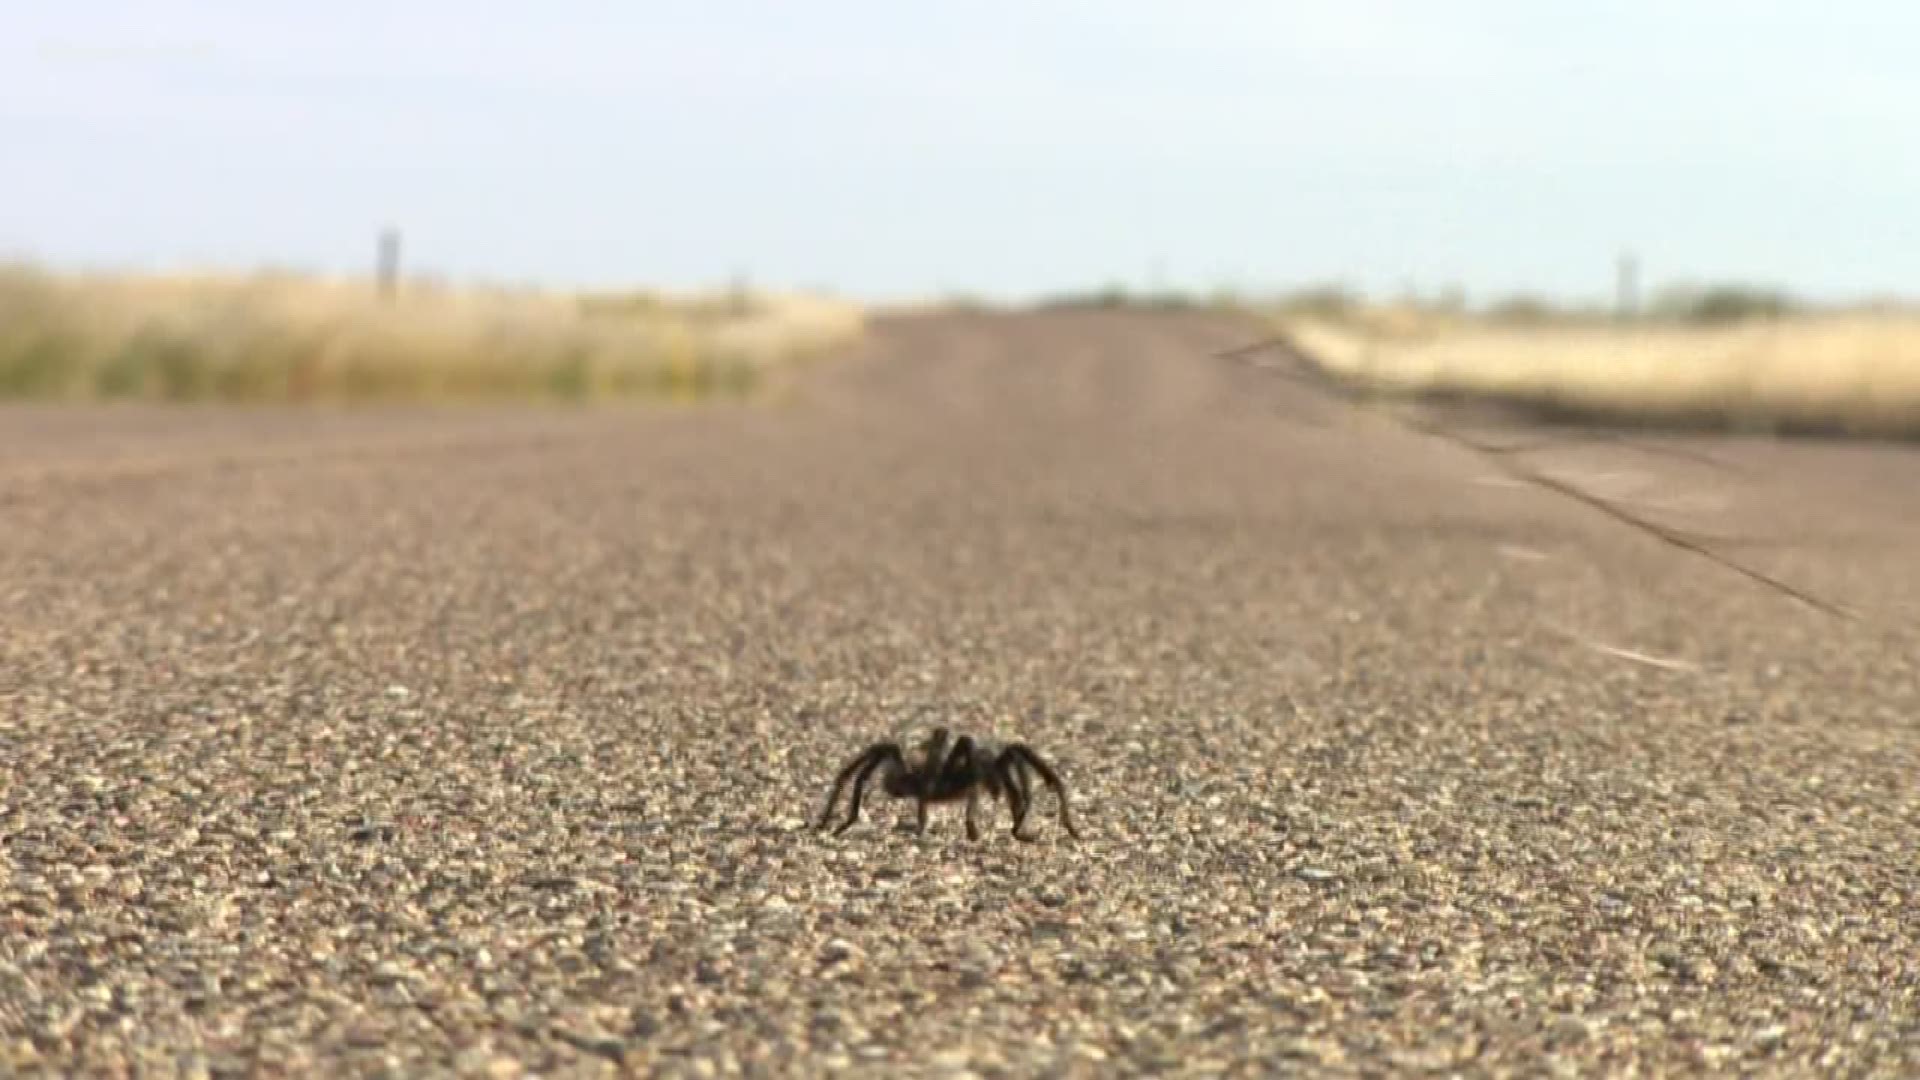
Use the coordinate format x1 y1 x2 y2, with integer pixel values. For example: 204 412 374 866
3 308 1918 1077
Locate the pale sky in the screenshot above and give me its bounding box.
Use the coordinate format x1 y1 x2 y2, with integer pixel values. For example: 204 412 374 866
4 1 1917 304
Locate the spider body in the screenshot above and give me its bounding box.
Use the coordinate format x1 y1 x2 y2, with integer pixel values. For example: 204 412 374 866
817 726 1080 842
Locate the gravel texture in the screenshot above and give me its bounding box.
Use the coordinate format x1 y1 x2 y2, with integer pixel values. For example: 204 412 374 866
3 307 1919 1077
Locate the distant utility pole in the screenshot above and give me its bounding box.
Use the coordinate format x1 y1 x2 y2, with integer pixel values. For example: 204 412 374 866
1616 251 1640 322
729 269 750 317
377 227 402 302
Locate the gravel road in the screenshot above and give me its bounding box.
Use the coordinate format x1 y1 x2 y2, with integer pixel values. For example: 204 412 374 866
3 308 1918 1077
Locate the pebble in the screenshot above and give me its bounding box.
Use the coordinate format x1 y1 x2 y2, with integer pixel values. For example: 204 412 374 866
819 940 861 966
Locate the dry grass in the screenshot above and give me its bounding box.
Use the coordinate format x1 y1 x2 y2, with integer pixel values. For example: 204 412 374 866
1272 308 1920 438
0 263 865 404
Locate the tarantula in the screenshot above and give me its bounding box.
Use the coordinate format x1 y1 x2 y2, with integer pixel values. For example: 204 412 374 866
815 726 1081 842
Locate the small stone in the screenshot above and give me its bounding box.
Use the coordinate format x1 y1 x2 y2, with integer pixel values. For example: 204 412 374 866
1072 1042 1108 1062
1280 1038 1346 1064
1 1040 41 1069
1698 1044 1737 1067
553 1027 627 1063
1550 1015 1591 1042
455 1046 522 1079
820 939 861 966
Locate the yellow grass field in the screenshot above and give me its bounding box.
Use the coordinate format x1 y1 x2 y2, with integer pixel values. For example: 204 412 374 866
0 264 865 404
1271 307 1920 437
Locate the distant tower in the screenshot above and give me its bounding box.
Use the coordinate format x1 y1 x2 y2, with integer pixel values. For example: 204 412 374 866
377 227 402 302
1616 252 1640 321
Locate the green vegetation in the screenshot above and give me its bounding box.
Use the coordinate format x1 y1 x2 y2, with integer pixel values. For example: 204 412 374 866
1033 285 1209 312
1650 284 1798 325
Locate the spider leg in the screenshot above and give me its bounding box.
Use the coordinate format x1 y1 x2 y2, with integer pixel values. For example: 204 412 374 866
1009 751 1034 808
1006 745 1081 840
817 745 886 831
975 745 1017 834
918 735 980 839
834 745 905 836
994 753 1036 842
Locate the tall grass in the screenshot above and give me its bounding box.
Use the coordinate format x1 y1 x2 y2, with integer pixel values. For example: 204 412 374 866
1270 308 1920 438
0 264 865 404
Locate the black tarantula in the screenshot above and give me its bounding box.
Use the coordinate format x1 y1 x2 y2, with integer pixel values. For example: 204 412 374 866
816 726 1081 842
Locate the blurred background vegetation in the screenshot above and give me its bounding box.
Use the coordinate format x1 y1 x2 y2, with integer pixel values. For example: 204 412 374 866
1011 278 1920 439
0 262 865 405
